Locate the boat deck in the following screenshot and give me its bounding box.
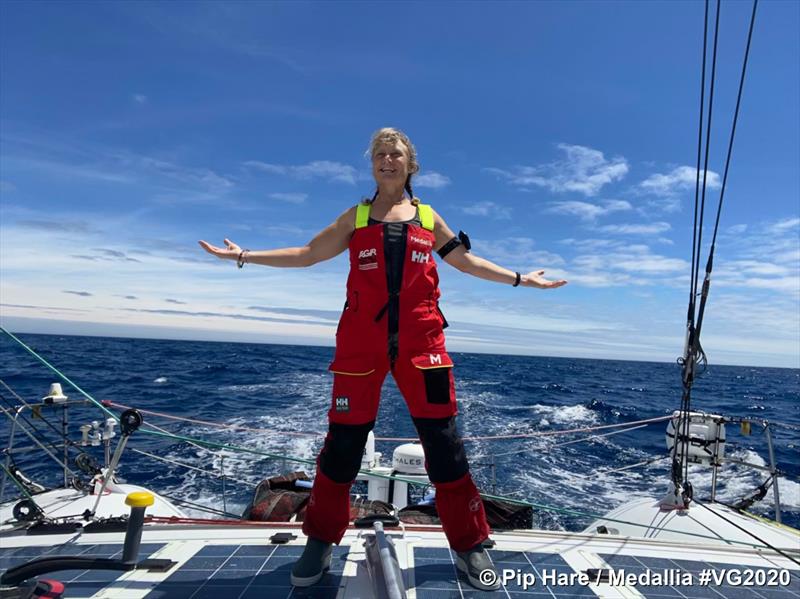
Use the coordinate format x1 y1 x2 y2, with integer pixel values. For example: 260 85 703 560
2 521 798 598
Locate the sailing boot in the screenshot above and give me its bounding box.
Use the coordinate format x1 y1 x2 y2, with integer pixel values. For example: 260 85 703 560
290 536 332 587
456 543 501 591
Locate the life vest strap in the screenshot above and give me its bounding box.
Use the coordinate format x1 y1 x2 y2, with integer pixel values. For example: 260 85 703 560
355 203 371 229
354 202 435 231
418 204 434 231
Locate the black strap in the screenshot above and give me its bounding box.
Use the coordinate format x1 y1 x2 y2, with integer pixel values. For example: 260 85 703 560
437 236 462 259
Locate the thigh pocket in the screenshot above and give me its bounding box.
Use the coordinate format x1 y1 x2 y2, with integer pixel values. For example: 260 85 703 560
411 352 454 405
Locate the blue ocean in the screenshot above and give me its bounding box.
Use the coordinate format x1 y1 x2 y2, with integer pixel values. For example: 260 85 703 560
1 332 798 532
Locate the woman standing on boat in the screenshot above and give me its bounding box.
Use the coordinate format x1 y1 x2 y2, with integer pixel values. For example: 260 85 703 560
199 128 566 591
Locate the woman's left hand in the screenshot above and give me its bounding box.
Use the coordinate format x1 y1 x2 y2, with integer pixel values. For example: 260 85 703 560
521 270 567 289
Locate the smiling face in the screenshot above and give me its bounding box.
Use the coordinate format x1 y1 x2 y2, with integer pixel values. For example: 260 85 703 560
371 140 411 185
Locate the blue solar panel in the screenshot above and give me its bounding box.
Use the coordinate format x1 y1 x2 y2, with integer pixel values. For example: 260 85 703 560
601 554 800 599
0 543 165 598
412 547 598 597
144 544 349 599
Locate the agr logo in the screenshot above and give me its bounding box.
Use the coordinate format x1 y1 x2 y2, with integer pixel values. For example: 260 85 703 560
359 248 377 259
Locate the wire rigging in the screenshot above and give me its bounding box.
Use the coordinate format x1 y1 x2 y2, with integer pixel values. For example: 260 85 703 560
676 0 760 510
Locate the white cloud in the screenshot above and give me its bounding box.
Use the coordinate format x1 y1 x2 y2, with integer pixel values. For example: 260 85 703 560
414 171 451 189
486 143 629 196
245 160 358 184
268 192 308 204
769 217 800 234
558 240 690 287
639 166 721 197
727 224 748 235
471 237 565 269
546 199 632 221
461 201 512 219
133 94 148 104
598 222 671 235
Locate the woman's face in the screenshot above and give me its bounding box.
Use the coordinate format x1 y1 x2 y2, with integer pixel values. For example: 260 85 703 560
372 140 410 185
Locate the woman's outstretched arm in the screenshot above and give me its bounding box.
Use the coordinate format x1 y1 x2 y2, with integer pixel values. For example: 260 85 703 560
432 208 567 289
199 206 356 268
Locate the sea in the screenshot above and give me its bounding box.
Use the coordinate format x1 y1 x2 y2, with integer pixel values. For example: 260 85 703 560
1 332 798 532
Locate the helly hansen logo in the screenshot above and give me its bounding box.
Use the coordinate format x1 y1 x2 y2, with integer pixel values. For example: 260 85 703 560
429 354 442 365
334 396 350 412
358 248 377 259
411 250 429 264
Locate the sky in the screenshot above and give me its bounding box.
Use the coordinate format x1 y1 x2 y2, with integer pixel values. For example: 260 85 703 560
0 1 798 368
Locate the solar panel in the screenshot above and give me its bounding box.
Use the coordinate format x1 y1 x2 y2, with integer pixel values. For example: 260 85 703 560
0 543 165 598
144 544 349 599
600 553 800 599
412 547 598 597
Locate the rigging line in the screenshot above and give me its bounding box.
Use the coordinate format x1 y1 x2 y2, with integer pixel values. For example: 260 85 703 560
0 461 40 506
106 399 673 442
589 455 670 477
680 0 722 491
128 448 225 478
690 0 711 309
0 379 89 457
696 0 759 339
0 327 116 420
694 498 800 571
0 392 78 477
693 0 721 309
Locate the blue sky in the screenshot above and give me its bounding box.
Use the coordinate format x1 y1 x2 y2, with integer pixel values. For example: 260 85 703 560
1 1 798 367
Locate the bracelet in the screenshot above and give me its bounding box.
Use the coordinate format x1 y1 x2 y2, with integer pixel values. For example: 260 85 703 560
513 272 521 287
237 250 250 269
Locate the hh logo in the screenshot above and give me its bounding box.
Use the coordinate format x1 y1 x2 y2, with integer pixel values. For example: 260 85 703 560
429 354 442 365
411 250 429 264
358 248 377 259
334 396 350 412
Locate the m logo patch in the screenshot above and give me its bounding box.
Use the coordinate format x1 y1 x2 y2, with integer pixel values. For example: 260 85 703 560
429 353 442 365
334 396 350 412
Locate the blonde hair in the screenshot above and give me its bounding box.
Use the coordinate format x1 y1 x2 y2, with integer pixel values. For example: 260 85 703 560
366 127 420 204
367 127 420 176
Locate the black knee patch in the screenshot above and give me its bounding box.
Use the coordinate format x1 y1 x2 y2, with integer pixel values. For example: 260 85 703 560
319 420 375 483
412 416 469 483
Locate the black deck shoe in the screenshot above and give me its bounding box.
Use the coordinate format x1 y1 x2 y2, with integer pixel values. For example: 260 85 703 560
290 537 333 587
456 544 501 591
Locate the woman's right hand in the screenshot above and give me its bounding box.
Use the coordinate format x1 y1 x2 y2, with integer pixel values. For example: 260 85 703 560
198 238 242 261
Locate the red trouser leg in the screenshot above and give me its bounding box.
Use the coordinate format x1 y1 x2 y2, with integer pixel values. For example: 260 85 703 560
394 349 491 552
302 357 387 544
434 473 491 552
302 467 352 544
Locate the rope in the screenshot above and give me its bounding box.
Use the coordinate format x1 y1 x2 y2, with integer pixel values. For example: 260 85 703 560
0 327 116 420
104 400 673 442
695 498 800 571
